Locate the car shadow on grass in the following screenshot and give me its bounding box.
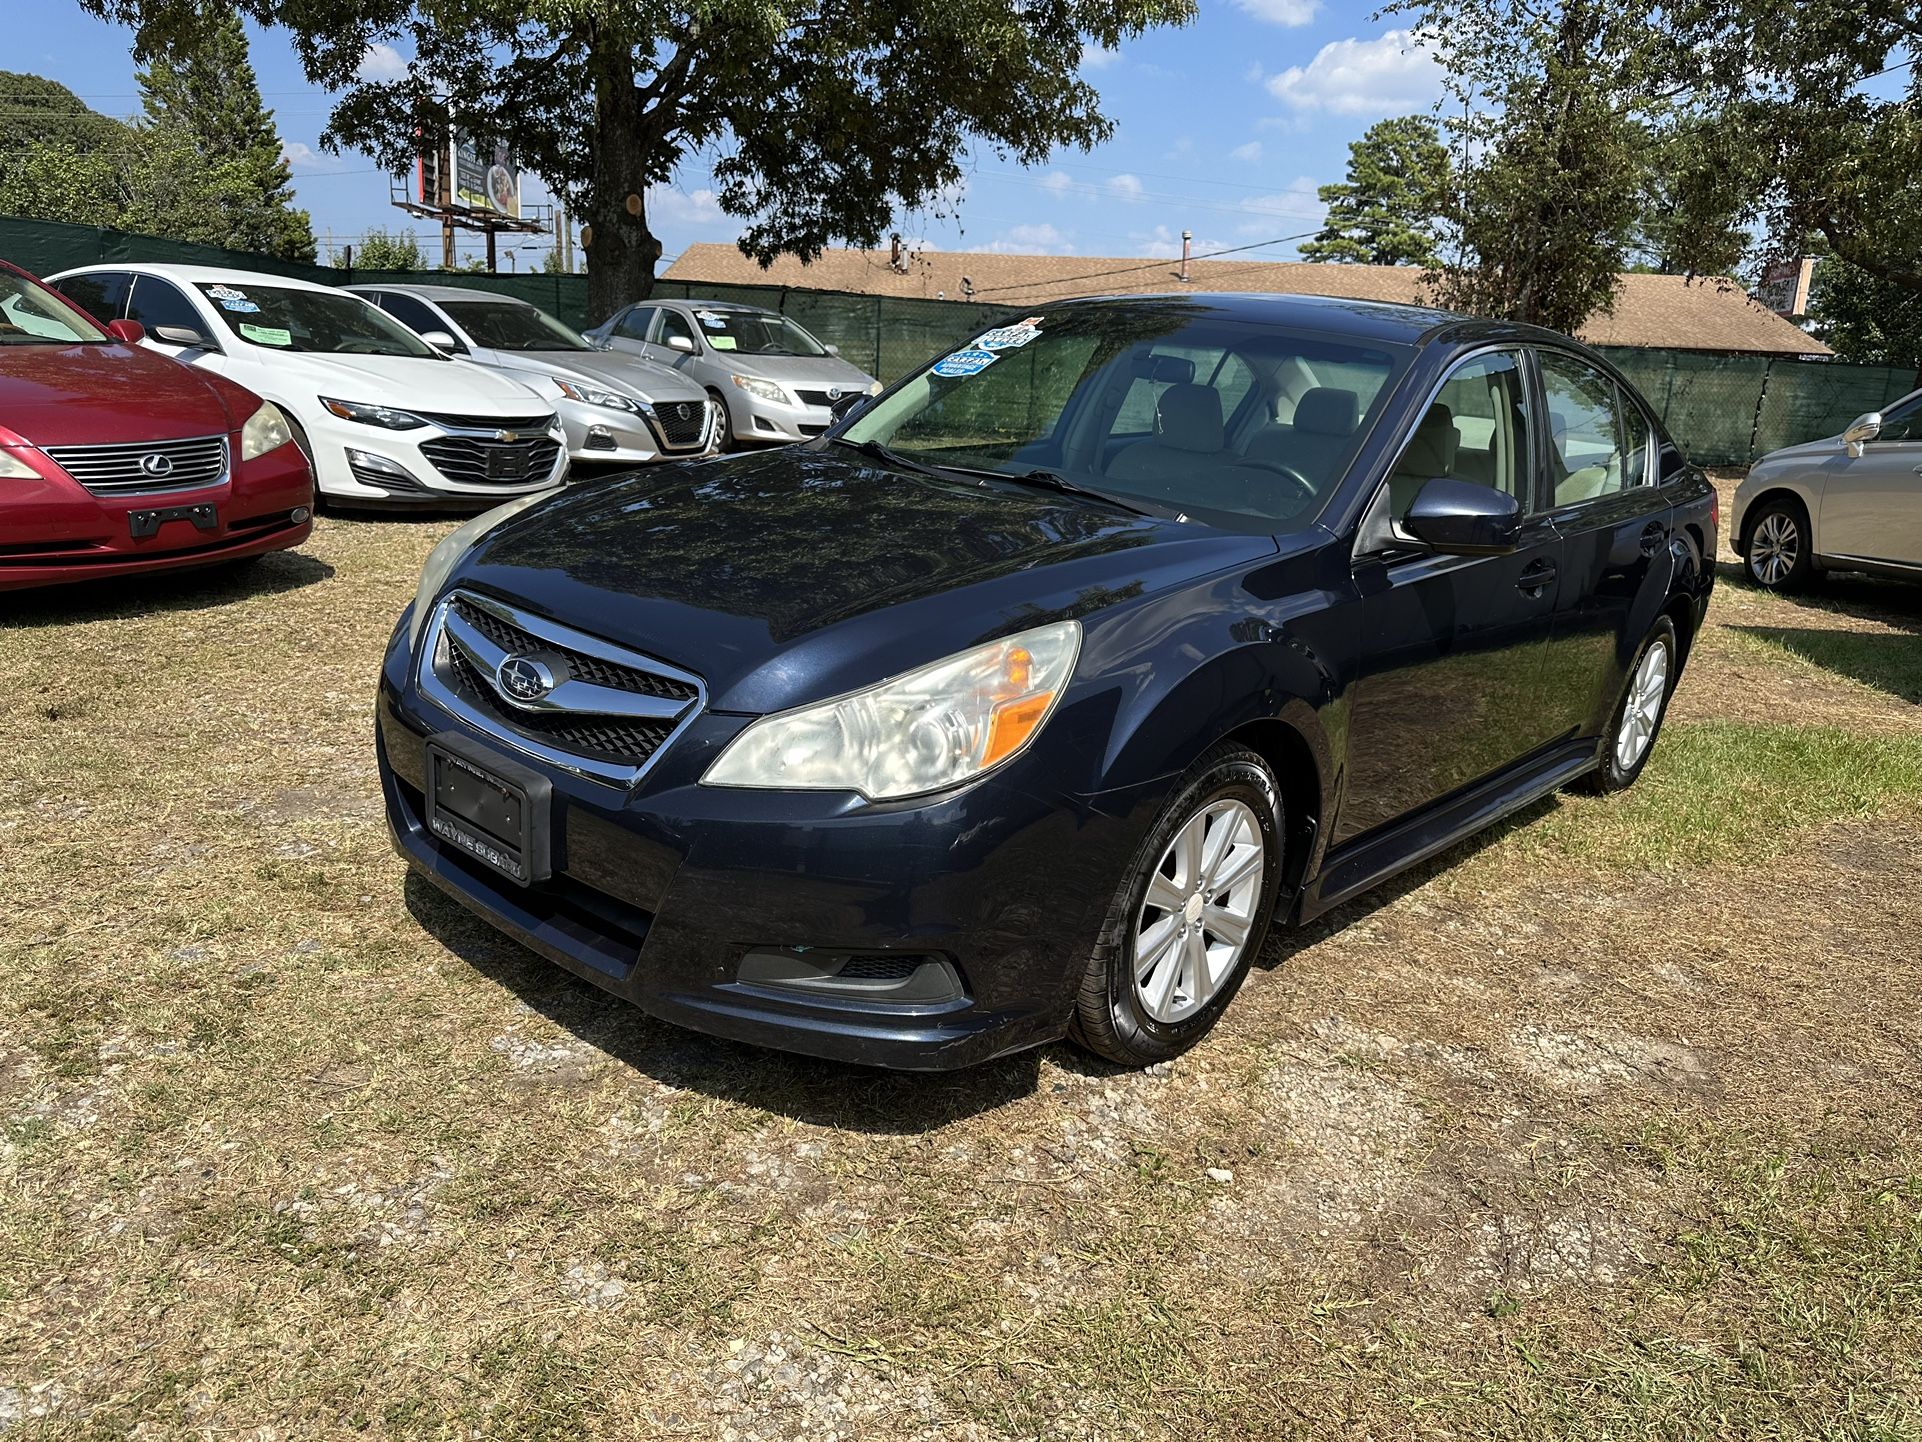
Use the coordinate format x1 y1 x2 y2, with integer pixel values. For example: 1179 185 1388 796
1727 625 1922 704
6 547 334 626
1716 559 1922 628
402 872 1046 1132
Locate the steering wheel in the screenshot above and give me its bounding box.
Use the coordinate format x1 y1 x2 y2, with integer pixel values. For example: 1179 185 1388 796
1230 457 1317 507
336 339 388 354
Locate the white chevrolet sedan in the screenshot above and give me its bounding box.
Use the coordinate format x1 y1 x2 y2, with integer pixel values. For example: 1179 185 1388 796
46 263 567 508
1734 390 1922 590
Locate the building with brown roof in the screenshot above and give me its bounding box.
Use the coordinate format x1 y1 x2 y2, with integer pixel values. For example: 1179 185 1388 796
661 243 1830 357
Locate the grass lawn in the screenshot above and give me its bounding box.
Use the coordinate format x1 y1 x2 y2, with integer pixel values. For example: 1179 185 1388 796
3 476 1921 1438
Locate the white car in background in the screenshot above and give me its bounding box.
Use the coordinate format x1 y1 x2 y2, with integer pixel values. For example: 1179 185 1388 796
45 263 567 508
1733 389 1922 591
345 283 715 467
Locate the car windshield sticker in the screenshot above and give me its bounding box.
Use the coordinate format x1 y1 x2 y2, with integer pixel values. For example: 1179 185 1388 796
975 316 1044 352
219 298 261 314
931 348 998 378
238 322 292 347
696 311 728 328
207 284 248 301
708 335 738 350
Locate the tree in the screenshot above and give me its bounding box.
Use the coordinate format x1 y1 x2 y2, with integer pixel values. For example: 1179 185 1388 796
1386 0 1673 333
539 245 570 275
86 0 1193 322
0 71 124 153
1298 116 1451 268
135 6 315 261
1810 257 1922 369
336 227 425 270
1631 115 1760 278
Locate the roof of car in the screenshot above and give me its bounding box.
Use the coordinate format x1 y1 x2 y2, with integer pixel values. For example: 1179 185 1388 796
652 298 767 314
345 282 533 304
53 262 347 293
1026 290 1540 348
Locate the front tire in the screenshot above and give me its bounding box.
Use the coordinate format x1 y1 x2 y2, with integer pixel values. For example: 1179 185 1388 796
1576 616 1677 795
1743 498 1813 591
707 389 738 453
1068 744 1283 1067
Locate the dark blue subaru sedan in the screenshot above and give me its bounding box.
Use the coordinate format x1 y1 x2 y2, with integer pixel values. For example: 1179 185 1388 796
376 293 1715 1070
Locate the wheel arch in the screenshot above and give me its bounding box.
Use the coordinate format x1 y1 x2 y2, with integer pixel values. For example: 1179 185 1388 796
1738 485 1814 552
1220 714 1325 908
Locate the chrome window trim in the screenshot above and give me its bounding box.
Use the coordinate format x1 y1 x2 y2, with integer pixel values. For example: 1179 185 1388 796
415 589 706 788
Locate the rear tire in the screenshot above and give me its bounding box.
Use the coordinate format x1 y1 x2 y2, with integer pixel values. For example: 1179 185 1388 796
1742 497 1813 592
1068 744 1283 1067
1575 616 1677 795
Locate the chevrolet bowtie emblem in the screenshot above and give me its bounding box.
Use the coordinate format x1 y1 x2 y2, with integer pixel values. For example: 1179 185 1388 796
496 429 519 443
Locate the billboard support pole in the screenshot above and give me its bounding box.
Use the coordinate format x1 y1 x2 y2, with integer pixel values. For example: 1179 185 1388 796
487 228 498 274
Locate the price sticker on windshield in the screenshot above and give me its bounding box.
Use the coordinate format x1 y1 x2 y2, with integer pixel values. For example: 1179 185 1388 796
931 348 998 378
975 317 1043 351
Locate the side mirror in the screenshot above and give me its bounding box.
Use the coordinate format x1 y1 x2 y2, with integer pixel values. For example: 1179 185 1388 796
828 392 871 424
1401 477 1522 556
667 334 696 354
419 330 460 352
824 342 841 356
106 318 145 344
1843 411 1882 457
152 324 213 349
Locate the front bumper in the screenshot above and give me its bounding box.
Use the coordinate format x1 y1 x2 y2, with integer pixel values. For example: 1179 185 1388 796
557 397 716 465
375 621 1133 1069
304 409 570 506
727 389 836 444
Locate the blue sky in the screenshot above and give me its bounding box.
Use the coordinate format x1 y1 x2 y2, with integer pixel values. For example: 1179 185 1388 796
9 2 1446 271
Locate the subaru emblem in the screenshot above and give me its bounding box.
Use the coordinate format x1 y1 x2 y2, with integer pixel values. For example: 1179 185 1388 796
139 453 174 478
496 653 555 703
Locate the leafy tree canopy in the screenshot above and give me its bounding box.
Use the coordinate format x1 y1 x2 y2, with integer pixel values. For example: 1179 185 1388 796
1298 115 1451 268
333 226 424 270
1811 256 1922 369
80 0 1194 322
0 71 125 153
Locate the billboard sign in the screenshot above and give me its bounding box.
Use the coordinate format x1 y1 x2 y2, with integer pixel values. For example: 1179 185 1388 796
415 130 521 219
1755 257 1816 319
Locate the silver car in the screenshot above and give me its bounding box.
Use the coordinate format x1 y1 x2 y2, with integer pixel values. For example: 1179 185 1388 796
349 284 716 466
586 299 880 448
1734 391 1922 590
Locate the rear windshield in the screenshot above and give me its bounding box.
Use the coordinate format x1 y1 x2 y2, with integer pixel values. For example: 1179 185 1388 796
195 281 439 357
0 272 108 345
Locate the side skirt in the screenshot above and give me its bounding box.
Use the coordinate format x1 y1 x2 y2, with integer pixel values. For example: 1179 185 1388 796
1290 740 1598 924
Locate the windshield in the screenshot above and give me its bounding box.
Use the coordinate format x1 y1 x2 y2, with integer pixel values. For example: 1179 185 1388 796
441 299 591 352
840 302 1413 531
692 308 827 357
194 281 438 357
0 272 109 345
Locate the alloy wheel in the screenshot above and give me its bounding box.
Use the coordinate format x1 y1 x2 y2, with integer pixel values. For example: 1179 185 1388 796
1614 638 1670 772
1133 799 1264 1024
1750 512 1800 586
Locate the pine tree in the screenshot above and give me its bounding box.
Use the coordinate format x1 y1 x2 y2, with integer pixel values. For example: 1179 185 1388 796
135 7 316 261
1299 116 1451 268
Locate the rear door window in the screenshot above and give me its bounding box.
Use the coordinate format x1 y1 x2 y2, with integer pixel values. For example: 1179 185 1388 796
54 272 131 325
1538 351 1648 505
615 306 654 341
380 292 451 342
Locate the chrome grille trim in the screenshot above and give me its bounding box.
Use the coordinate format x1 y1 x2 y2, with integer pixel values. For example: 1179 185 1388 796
416 589 706 786
45 435 229 496
419 434 565 487
645 401 710 451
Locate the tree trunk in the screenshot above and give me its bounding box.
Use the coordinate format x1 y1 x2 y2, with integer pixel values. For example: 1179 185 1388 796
584 35 662 325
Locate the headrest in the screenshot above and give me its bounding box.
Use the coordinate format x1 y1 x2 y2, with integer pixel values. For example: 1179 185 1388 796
1156 384 1225 453
1397 402 1458 478
1295 386 1359 437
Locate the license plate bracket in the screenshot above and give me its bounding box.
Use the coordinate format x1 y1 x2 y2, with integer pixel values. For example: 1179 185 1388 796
129 502 217 539
485 446 529 481
425 735 552 886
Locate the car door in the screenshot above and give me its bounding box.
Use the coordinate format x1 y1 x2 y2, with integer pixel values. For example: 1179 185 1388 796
1818 391 1922 567
599 304 656 361
379 292 468 355
647 306 704 376
1532 348 1679 740
127 275 229 372
1336 348 1566 845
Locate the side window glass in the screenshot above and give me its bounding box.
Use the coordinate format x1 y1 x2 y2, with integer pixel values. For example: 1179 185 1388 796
658 308 699 349
1618 393 1652 488
56 272 131 324
380 293 445 338
126 276 205 337
615 306 653 340
1539 351 1635 505
1875 393 1922 443
1386 351 1533 522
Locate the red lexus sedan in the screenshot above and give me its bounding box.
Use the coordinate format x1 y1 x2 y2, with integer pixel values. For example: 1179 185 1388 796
0 260 313 591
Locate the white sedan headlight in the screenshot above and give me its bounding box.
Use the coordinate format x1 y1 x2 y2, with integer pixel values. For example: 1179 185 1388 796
405 490 556 650
239 401 293 461
555 379 641 413
731 374 792 406
703 621 1081 800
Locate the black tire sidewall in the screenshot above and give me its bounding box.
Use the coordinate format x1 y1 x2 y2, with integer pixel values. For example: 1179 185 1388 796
1744 500 1810 590
707 389 737 452
1596 618 1678 790
1096 750 1283 1063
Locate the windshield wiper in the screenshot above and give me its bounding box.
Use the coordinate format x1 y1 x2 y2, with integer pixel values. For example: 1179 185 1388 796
833 436 975 485
940 463 1156 518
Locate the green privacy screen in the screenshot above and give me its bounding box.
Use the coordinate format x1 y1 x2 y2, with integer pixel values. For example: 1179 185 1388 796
5 216 1913 465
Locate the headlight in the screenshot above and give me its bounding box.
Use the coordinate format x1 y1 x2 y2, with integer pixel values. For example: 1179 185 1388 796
702 621 1081 800
405 490 555 650
0 449 40 480
239 401 292 460
321 396 424 429
731 374 791 406
555 379 640 413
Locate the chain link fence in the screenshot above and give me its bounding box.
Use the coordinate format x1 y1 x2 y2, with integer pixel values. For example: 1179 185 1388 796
5 217 1915 467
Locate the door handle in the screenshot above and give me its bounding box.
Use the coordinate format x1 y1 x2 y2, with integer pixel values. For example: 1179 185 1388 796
1639 520 1669 556
1517 559 1557 596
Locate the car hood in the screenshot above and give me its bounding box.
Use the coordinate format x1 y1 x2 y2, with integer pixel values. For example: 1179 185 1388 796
1753 434 1844 467
234 349 547 415
0 342 237 446
486 348 707 405
714 350 878 389
455 446 1276 713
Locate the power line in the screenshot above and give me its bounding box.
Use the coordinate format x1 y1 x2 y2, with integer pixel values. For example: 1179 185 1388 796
968 231 1321 298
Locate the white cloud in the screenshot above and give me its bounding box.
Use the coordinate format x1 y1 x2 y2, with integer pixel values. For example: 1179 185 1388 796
1135 225 1235 260
1081 45 1123 71
1235 178 1326 237
280 142 335 172
1107 173 1145 202
972 223 1075 255
356 42 407 82
1234 0 1321 26
1040 169 1081 198
1230 140 1263 164
648 186 728 226
1264 29 1442 116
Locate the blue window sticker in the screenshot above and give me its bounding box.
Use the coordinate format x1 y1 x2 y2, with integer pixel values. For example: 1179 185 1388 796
931 348 997 378
219 298 261 313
